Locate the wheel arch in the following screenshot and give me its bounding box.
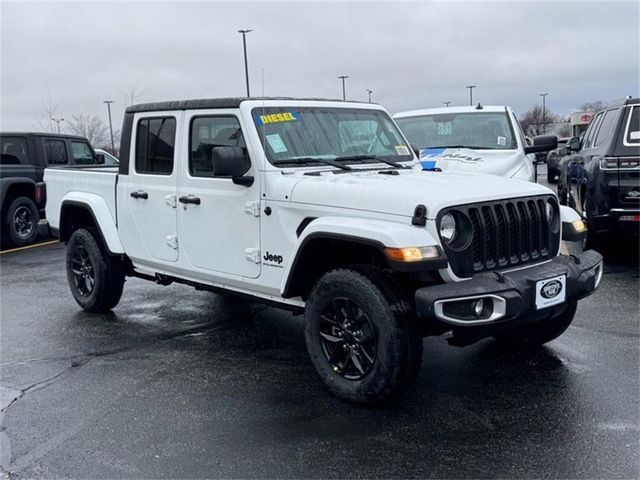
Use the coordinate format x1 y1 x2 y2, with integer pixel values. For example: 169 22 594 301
1 178 36 212
281 217 444 299
59 197 124 255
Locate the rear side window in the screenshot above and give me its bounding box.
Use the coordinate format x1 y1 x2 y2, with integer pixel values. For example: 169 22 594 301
583 112 603 149
0 136 29 165
593 109 619 148
624 106 640 145
71 141 95 164
135 117 176 175
190 116 245 177
44 139 68 165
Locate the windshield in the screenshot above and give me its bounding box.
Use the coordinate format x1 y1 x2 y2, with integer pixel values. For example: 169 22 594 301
395 112 517 150
252 107 413 166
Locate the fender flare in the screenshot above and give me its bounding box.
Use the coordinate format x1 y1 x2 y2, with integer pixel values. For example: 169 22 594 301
1 178 36 207
280 216 444 297
60 193 124 254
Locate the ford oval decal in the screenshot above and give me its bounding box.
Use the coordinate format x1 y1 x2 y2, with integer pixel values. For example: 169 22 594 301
541 280 563 299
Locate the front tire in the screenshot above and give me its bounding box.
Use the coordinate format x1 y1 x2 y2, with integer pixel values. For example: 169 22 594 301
5 196 39 246
493 301 577 347
304 267 422 405
66 228 125 312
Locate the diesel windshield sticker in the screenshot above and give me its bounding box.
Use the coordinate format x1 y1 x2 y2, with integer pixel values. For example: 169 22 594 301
395 145 410 155
266 134 288 153
497 136 506 146
255 112 299 125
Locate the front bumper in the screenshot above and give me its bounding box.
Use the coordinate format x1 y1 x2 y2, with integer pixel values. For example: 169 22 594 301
415 250 603 337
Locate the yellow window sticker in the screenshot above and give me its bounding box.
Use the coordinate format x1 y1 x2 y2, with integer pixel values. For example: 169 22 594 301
255 112 300 125
395 145 411 155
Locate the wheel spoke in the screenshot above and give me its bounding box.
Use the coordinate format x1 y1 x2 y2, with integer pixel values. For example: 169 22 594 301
320 332 342 343
349 351 365 375
320 314 339 326
358 344 375 364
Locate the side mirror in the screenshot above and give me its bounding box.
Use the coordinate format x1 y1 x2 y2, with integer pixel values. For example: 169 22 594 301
211 146 253 186
558 147 568 156
95 153 105 165
524 135 558 155
568 137 581 152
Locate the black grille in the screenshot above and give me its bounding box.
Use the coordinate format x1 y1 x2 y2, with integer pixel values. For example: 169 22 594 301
439 195 560 278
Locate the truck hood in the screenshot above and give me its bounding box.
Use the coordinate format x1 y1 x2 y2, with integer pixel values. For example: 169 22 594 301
288 168 551 219
418 147 526 178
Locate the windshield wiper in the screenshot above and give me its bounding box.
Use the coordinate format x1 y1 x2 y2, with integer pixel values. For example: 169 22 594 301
424 145 491 150
333 155 410 169
272 158 352 171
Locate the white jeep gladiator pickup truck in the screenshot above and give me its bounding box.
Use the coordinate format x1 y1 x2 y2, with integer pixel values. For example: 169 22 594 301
40 97 602 405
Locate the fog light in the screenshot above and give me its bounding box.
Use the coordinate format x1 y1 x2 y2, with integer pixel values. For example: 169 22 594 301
473 299 484 317
572 219 586 232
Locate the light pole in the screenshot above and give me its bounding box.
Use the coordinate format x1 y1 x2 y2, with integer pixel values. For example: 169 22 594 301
443 101 451 107
238 29 253 97
465 85 476 106
539 93 549 134
337 75 349 101
103 100 115 153
366 89 373 103
51 118 64 133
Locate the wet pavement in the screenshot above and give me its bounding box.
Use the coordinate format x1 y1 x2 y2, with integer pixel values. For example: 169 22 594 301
1 166 639 479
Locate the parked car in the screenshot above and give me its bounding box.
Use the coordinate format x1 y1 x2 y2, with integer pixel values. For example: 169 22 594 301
41 97 601 405
393 105 557 182
94 148 119 166
546 137 571 183
0 132 98 245
557 97 640 243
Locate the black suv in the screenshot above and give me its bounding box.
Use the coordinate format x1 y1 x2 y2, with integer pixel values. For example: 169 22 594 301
557 97 640 241
0 132 99 245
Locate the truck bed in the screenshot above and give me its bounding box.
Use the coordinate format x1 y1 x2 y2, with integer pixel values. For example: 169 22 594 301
44 166 119 232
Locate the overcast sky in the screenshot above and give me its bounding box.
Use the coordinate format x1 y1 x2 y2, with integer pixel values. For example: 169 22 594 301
1 0 638 133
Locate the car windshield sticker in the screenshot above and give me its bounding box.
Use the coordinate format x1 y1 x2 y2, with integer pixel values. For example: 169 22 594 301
437 122 452 135
630 131 640 140
266 134 287 153
497 136 506 146
394 145 410 156
419 147 483 170
255 112 299 125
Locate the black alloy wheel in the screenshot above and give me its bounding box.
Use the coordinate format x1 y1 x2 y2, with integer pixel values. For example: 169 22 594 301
71 245 95 296
318 297 377 380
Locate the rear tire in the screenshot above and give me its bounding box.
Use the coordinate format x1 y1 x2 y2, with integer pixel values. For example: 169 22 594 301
66 228 125 312
493 301 577 347
5 196 39 246
304 266 422 405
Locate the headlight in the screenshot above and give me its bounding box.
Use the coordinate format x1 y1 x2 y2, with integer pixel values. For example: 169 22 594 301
546 200 554 223
439 213 457 244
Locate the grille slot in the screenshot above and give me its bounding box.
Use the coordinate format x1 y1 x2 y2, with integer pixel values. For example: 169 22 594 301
439 195 559 278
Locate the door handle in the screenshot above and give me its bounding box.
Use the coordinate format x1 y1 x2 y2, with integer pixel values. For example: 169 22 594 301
130 190 148 199
179 195 201 205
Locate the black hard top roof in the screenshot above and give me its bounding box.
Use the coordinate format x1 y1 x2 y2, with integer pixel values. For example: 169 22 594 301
0 132 88 140
126 97 368 113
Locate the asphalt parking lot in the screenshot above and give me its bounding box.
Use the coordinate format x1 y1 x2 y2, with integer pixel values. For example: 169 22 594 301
1 165 638 479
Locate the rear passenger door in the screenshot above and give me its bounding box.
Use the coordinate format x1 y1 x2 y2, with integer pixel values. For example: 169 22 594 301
117 112 182 264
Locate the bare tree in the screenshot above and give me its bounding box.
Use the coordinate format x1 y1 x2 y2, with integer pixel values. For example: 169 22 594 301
33 90 63 132
119 79 145 107
519 104 560 137
67 114 109 146
580 100 607 113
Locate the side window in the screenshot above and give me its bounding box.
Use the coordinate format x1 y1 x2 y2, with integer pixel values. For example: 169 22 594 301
624 106 639 146
135 117 176 175
71 141 95 164
583 112 603 149
44 139 68 165
593 109 619 148
189 116 245 177
0 136 29 165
